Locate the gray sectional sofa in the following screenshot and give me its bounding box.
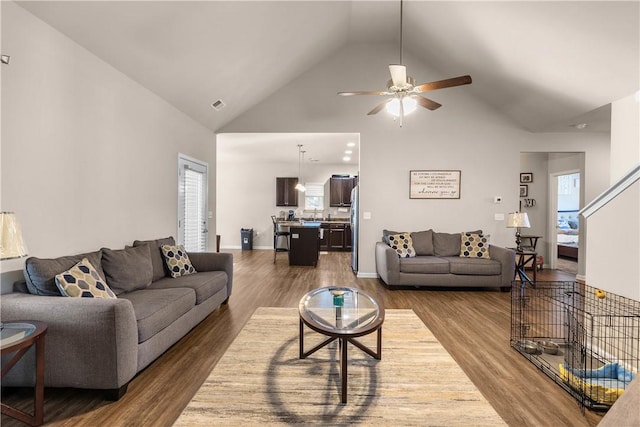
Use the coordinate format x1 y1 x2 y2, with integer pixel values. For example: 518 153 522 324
0 237 232 399
376 229 515 290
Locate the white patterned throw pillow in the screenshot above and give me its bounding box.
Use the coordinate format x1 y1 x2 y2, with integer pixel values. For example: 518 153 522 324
161 244 197 278
388 233 416 258
55 258 117 298
460 232 490 259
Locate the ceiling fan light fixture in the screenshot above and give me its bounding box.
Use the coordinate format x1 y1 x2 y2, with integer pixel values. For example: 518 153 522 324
386 97 417 117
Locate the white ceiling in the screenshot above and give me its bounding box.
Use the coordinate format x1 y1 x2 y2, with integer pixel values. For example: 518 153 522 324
14 1 640 159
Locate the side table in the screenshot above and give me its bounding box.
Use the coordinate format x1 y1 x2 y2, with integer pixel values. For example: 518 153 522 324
513 249 537 286
1 321 47 426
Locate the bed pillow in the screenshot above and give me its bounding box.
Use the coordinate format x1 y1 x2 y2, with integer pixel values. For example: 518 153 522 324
161 244 197 277
387 233 416 258
55 258 116 299
460 232 490 259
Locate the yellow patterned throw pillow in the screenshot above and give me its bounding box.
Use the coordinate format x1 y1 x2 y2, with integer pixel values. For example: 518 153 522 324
388 233 416 258
161 244 197 278
460 232 490 259
55 258 116 298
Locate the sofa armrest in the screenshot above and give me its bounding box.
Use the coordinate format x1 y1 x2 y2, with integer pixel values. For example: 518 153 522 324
0 293 138 389
375 242 400 285
489 245 516 288
187 251 234 297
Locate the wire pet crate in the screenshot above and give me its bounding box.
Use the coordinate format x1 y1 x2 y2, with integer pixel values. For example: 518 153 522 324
511 281 640 411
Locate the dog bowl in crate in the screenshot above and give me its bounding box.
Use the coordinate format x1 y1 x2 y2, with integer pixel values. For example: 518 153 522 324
519 340 540 354
538 340 559 354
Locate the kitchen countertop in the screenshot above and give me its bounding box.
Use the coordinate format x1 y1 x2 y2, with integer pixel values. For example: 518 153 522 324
276 220 350 226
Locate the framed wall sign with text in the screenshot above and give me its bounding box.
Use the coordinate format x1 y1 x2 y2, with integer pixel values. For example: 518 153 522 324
410 170 461 199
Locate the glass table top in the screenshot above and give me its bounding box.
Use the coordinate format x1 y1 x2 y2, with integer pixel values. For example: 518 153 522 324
299 287 381 333
0 322 37 349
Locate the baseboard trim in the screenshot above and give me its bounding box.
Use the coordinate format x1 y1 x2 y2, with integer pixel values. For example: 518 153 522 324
357 272 378 279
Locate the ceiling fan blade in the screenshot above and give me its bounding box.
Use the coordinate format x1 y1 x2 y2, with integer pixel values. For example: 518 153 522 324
414 75 472 93
414 95 442 111
338 90 390 96
367 99 390 115
389 64 407 87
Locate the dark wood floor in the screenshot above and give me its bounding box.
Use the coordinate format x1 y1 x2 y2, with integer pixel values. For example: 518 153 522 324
2 250 602 426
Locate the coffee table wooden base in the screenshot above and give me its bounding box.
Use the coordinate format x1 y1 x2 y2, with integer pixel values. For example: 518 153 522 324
299 319 382 404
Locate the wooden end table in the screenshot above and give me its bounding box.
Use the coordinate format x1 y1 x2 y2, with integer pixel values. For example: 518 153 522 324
1 321 47 426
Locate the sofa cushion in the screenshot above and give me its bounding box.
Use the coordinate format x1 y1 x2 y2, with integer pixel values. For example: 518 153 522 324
161 244 197 277
446 257 502 275
133 237 176 282
149 271 227 305
411 230 434 256
434 230 483 256
101 245 154 295
460 232 490 259
24 250 104 296
55 258 116 299
118 287 196 343
388 233 416 258
400 257 450 274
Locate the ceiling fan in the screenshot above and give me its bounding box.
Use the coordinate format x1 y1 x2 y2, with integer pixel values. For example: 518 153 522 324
338 0 472 127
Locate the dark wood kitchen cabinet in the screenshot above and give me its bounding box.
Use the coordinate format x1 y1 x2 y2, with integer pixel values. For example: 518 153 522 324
276 177 298 207
329 177 357 207
344 224 352 250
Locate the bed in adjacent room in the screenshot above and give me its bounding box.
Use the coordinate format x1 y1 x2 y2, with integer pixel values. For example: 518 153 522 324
557 210 579 260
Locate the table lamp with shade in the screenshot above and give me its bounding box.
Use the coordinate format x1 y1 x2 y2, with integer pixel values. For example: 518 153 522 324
507 211 530 251
0 212 28 260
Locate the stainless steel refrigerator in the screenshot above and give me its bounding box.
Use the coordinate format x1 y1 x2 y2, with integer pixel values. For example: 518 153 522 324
350 185 358 273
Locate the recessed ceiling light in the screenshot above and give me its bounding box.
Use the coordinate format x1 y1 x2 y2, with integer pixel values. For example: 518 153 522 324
343 156 351 162
571 123 588 129
347 142 356 147
345 150 352 154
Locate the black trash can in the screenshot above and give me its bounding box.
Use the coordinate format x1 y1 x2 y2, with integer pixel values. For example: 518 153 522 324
241 228 253 250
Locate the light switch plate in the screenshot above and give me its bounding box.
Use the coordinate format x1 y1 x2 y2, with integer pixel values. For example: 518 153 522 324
494 213 505 221
363 212 372 220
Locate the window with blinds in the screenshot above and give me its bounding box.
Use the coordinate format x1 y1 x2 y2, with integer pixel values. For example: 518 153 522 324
304 183 324 210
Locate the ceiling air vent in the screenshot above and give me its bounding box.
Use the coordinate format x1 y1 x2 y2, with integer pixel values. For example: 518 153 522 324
211 99 226 111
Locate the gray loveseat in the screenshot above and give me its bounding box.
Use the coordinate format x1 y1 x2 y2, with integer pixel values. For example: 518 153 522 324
0 237 232 399
376 229 515 290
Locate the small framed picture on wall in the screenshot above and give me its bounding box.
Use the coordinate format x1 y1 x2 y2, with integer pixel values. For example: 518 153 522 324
520 172 533 183
520 185 529 197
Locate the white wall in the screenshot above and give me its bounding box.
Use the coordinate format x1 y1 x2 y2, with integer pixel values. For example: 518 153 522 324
221 42 613 277
519 153 549 261
0 2 216 292
215 138 357 249
586 93 640 300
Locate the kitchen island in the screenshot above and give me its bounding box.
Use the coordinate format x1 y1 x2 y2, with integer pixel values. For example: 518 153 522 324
288 222 321 266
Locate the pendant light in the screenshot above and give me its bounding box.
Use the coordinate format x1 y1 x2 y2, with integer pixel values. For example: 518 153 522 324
294 144 306 192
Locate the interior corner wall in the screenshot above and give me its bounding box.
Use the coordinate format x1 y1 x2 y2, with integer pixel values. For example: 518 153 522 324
0 2 216 292
519 153 549 263
220 42 612 277
586 93 640 300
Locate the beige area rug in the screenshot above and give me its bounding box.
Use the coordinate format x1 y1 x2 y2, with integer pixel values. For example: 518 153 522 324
174 307 505 426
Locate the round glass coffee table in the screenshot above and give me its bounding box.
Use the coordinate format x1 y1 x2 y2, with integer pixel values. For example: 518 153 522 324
298 286 384 403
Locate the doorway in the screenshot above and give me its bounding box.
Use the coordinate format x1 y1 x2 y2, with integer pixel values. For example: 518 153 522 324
178 154 209 252
549 170 580 273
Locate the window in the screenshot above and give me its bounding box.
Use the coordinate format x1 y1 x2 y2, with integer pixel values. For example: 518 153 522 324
304 183 324 211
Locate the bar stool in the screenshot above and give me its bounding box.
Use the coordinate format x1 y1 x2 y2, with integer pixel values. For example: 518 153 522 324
271 216 290 263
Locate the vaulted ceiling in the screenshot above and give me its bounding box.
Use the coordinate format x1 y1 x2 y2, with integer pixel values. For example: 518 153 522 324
15 1 640 136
